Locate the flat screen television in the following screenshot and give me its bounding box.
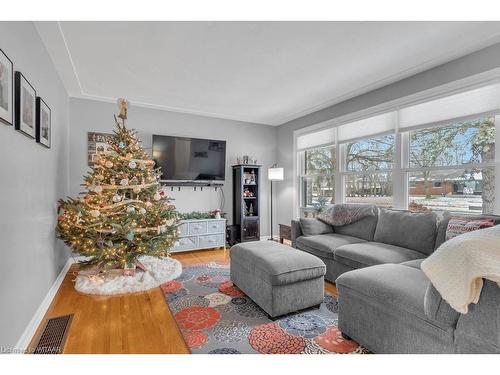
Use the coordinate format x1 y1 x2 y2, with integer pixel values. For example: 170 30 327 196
152 135 226 184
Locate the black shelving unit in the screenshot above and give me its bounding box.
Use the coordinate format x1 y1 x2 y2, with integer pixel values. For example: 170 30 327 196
232 165 261 242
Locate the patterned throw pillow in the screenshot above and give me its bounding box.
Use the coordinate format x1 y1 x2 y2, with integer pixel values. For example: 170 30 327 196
445 217 495 241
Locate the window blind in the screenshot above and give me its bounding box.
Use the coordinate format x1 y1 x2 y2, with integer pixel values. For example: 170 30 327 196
337 112 396 143
296 127 335 151
399 83 500 130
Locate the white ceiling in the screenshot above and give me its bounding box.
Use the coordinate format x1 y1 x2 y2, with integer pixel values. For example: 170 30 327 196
36 21 500 125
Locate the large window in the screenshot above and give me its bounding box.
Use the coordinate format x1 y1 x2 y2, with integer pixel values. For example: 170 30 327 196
408 117 496 214
296 82 500 216
344 134 395 207
299 145 335 217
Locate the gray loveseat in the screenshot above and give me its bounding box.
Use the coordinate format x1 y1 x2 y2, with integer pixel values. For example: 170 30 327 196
292 205 500 353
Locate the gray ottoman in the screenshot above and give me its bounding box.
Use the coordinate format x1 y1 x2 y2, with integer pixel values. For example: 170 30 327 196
230 241 326 317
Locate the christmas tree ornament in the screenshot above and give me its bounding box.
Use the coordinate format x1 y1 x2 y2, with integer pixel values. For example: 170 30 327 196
105 161 114 168
120 178 129 186
139 207 146 215
133 187 141 194
96 174 104 181
127 231 135 241
127 206 136 214
112 194 121 203
93 185 103 194
90 209 101 218
119 141 126 149
128 160 137 169
117 98 129 120
145 201 153 208
153 192 161 201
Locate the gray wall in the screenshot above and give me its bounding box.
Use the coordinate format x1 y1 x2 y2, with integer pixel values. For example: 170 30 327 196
276 42 500 227
69 98 278 236
0 22 69 349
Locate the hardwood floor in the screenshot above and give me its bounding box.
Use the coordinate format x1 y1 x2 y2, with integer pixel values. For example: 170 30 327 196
28 248 338 354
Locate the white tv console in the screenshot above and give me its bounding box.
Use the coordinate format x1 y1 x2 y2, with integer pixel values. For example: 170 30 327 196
171 218 226 253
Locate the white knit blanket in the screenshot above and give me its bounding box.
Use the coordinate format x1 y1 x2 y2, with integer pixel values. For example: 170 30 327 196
421 224 500 314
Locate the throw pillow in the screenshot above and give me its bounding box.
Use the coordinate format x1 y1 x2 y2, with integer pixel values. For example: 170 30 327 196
299 218 334 236
445 217 495 241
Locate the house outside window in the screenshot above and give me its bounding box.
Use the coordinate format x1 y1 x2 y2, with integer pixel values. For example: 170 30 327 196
407 117 496 214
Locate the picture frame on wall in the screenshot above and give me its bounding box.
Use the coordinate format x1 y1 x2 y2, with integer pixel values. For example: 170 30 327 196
0 48 14 126
36 97 51 148
15 71 36 138
87 131 114 166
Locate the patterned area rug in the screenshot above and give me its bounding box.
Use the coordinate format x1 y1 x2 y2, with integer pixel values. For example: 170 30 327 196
162 262 367 354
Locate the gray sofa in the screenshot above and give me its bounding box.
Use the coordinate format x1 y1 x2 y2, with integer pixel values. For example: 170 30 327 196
337 262 500 353
292 206 500 353
291 206 439 283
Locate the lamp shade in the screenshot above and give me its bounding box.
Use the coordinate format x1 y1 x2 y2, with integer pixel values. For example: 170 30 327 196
268 167 284 181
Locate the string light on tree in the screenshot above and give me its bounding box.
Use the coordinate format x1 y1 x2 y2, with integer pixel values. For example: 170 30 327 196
56 98 179 270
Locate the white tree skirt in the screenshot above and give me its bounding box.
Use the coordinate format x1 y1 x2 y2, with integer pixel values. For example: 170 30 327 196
75 256 182 295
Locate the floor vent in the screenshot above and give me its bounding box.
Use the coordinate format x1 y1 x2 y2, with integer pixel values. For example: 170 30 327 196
32 314 73 354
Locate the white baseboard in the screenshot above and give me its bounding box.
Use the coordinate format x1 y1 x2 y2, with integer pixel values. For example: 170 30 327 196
14 256 74 353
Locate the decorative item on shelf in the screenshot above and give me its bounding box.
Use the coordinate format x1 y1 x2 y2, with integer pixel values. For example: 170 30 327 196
56 97 179 284
178 210 226 220
268 164 284 241
250 170 256 183
249 203 254 216
236 155 257 165
212 209 222 219
243 188 254 198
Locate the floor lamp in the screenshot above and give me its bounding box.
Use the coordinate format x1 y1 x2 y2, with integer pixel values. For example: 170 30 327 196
268 165 284 241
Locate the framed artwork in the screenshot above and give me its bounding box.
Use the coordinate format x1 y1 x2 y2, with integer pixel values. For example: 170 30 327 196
87 131 114 166
36 97 51 148
14 71 36 138
0 49 14 125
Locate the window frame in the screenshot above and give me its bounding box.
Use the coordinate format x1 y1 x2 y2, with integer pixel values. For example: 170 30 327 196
298 144 337 211
340 132 396 208
403 115 498 214
295 84 500 216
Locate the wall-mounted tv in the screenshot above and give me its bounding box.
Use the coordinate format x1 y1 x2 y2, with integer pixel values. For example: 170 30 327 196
152 135 226 184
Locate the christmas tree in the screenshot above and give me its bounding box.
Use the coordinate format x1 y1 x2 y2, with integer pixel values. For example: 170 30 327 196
57 99 179 270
